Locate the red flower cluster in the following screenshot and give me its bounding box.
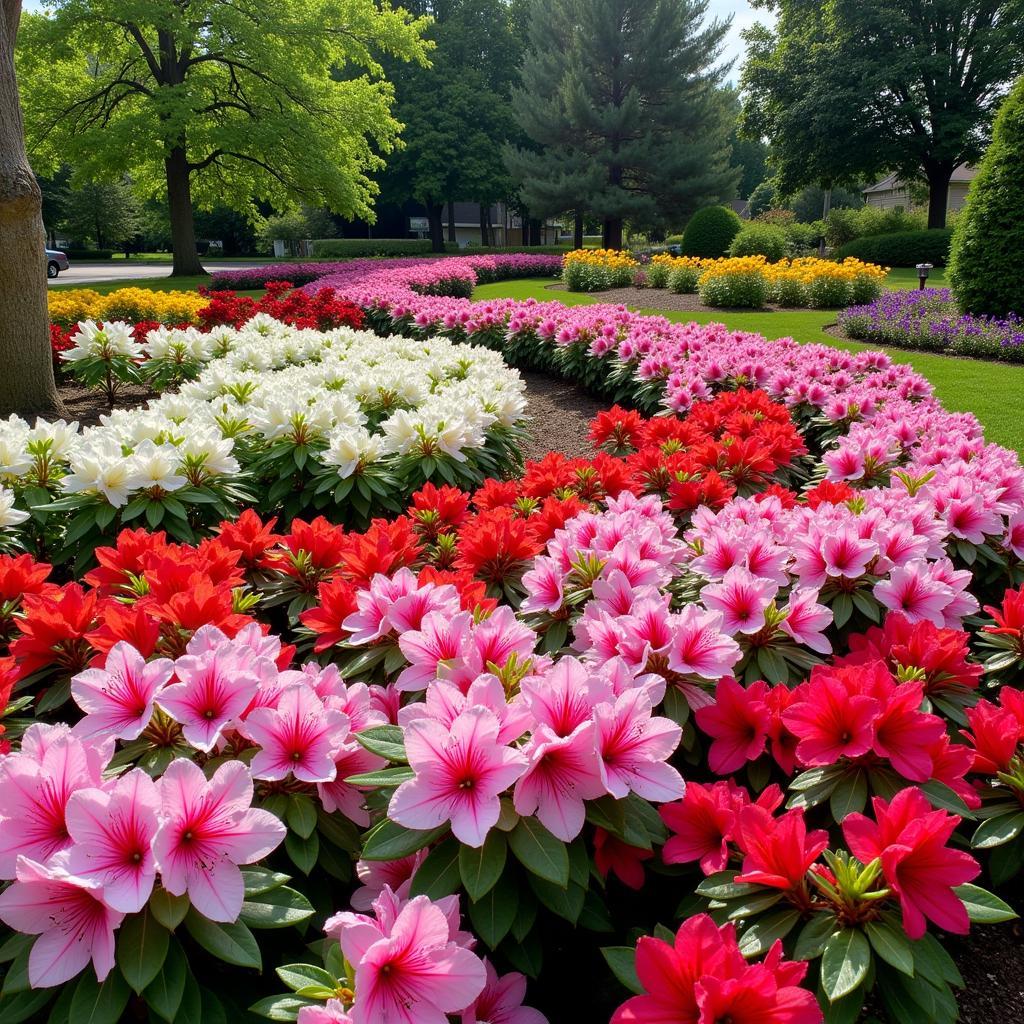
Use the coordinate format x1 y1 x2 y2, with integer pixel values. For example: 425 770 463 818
196 282 365 332
962 688 1024 775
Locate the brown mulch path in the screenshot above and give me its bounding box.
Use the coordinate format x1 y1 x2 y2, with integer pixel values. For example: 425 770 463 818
519 369 600 462
546 281 824 314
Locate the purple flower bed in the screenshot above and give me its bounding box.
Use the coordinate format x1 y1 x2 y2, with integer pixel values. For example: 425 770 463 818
839 288 1024 362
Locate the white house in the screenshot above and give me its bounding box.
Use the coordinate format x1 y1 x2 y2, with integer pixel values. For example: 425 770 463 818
862 164 976 212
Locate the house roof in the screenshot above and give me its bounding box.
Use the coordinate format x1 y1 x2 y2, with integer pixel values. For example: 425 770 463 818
863 163 976 194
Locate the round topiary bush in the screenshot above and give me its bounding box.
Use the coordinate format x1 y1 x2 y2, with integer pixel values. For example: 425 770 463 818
728 223 789 262
832 229 953 267
949 77 1024 316
682 205 743 258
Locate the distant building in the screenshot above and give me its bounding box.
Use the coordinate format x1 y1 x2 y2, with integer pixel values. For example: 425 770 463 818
728 198 751 219
862 164 976 212
409 202 560 247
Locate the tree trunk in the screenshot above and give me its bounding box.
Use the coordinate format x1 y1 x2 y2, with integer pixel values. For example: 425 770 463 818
574 209 584 249
0 0 66 419
446 201 456 244
478 203 489 247
519 206 531 247
427 202 445 252
603 218 623 250
164 145 205 275
818 187 832 257
925 165 952 229
529 218 541 246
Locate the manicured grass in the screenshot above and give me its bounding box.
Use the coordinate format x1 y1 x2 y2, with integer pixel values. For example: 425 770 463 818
50 275 263 297
884 266 948 289
473 277 1024 456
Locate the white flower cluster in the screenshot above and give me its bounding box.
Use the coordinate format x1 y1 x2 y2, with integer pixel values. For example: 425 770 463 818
4 320 526 509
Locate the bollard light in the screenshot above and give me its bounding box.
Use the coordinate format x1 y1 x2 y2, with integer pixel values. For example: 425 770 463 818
916 262 933 290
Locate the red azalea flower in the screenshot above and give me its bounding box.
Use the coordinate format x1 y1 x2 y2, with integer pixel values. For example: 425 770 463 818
409 482 470 537
527 495 589 546
455 508 543 586
11 584 100 677
521 452 577 499
416 567 497 615
764 684 800 775
660 781 737 875
805 479 856 509
299 577 360 652
734 805 829 892
695 677 771 775
983 588 1024 650
217 509 282 570
145 580 252 655
472 478 520 511
85 601 161 661
84 527 170 594
268 516 348 580
339 518 422 589
961 699 1024 774
593 828 653 890
589 405 645 453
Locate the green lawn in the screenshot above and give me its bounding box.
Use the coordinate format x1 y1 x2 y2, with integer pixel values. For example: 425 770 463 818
472 276 1024 455
884 266 948 290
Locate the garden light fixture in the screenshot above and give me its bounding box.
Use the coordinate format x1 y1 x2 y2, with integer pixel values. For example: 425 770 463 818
916 262 933 290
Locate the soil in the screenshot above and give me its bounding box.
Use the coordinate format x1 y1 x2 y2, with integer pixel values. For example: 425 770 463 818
518 368 601 462
546 281 819 314
56 377 157 428
949 915 1024 1023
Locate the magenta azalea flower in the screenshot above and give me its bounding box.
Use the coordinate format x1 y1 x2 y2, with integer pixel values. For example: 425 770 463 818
700 567 779 636
461 959 549 1024
65 768 160 913
152 759 285 922
0 856 125 987
389 707 527 847
71 641 174 740
243 684 351 783
157 645 262 752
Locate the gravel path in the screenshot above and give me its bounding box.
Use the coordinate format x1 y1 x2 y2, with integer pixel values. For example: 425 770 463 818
519 369 602 462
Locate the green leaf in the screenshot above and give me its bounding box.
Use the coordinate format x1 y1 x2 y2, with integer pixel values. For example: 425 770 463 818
285 829 319 875
527 875 586 924
149 887 190 930
410 837 463 899
820 928 871 1001
360 818 448 861
286 794 318 839
69 969 131 1024
601 946 643 995
793 912 839 961
920 779 974 818
508 817 570 886
116 909 169 994
242 867 292 897
0 989 54 1024
240 886 315 929
694 870 764 901
184 909 261 969
467 873 519 948
355 725 407 762
249 995 316 1021
737 909 801 957
144 939 187 1021
459 830 508 901
865 918 914 976
276 965 336 993
954 883 1018 923
972 810 1024 849
829 768 867 821
344 766 416 788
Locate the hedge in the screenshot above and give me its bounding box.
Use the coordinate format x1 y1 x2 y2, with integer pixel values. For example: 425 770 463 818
681 206 743 258
832 229 953 267
310 238 437 258
62 248 115 260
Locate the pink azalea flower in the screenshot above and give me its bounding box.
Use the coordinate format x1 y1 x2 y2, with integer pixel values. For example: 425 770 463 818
0 727 107 878
513 722 605 841
339 895 486 1024
593 688 684 802
389 707 527 847
152 759 286 922
316 732 388 827
873 559 954 627
64 768 160 913
396 611 474 692
521 656 612 738
668 604 741 680
350 852 427 911
695 678 770 775
297 1000 353 1023
0 856 124 987
70 641 174 740
157 644 262 752
700 567 779 636
779 587 833 654
821 530 876 580
519 557 565 615
242 683 351 783
461 960 548 1024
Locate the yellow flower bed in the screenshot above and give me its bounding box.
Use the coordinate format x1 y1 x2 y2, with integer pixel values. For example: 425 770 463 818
562 248 639 291
48 287 208 328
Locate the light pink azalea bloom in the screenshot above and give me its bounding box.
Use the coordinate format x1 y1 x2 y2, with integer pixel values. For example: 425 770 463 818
350 852 427 911
779 587 833 654
339 895 486 1024
0 728 107 878
389 707 527 847
821 531 877 580
519 557 566 615
243 684 351 783
593 688 684 802
65 768 160 913
157 644 262 752
297 1000 353 1023
152 759 285 922
667 604 741 680
461 960 549 1024
521 656 613 738
0 855 124 987
873 559 954 627
399 676 533 746
396 610 474 692
513 722 605 841
700 567 779 636
316 738 388 826
70 642 174 740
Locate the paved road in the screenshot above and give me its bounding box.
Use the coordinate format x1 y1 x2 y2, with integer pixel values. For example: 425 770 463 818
48 261 268 287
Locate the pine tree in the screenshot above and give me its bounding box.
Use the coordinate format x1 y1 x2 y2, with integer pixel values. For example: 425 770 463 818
509 0 737 248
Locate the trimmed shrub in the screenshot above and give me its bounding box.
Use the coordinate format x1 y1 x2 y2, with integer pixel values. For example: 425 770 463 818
949 77 1024 316
63 248 115 260
310 238 435 258
824 206 927 248
681 205 742 258
729 224 789 261
832 229 953 267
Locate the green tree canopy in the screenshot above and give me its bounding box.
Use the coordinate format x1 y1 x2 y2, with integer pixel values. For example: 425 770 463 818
62 178 142 250
17 0 429 273
742 0 1024 228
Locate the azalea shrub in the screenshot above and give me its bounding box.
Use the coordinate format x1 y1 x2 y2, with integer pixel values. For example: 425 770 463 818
1 254 1023 1024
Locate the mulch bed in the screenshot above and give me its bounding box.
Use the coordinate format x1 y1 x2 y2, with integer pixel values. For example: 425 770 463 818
546 282 817 314
949 913 1024 1023
57 377 157 427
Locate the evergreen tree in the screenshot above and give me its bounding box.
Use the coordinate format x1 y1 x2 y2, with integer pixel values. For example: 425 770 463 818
510 0 737 248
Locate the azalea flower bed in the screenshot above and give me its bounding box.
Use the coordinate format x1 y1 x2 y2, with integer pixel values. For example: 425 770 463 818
838 288 1024 363
1 254 1023 1023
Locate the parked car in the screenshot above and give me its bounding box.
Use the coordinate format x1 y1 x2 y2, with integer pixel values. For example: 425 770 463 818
46 248 70 278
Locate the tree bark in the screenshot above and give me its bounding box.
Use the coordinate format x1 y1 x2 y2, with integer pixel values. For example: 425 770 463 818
0 0 66 419
925 164 953 229
603 218 623 250
427 202 445 252
529 218 541 246
446 200 456 244
165 146 206 275
519 206 531 247
478 203 489 246
574 209 584 249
